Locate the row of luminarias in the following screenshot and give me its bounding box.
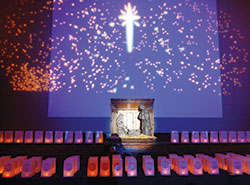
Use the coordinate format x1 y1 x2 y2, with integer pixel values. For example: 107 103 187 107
88 153 250 177
171 130 250 143
1 130 248 144
0 130 103 144
1 153 250 178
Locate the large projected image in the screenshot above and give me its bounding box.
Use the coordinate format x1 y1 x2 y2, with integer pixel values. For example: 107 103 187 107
48 0 222 117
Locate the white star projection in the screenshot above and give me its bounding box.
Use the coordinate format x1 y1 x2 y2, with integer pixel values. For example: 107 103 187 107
118 2 140 53
0 0 247 96
47 0 236 95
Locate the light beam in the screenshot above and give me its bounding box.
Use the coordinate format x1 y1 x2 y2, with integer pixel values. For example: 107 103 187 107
118 2 140 53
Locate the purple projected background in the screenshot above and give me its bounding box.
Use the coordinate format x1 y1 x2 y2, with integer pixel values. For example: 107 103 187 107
48 0 222 117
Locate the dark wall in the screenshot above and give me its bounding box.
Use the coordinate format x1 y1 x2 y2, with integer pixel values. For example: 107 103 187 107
0 0 249 132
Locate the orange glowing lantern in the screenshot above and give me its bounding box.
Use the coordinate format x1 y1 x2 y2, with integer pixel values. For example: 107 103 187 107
44 131 53 144
177 157 188 176
63 155 80 177
112 154 123 177
210 131 218 143
74 131 82 144
227 157 243 175
171 131 179 143
95 131 103 144
55 131 63 144
237 131 246 143
87 156 98 177
2 159 17 178
158 156 170 176
41 158 56 177
63 158 74 177
0 156 11 174
143 155 155 176
192 158 203 175
229 131 237 143
65 131 73 144
207 157 219 175
85 131 93 144
21 159 36 178
192 131 200 143
24 131 33 144
41 160 52 177
125 156 137 177
219 131 228 143
4 130 13 143
34 131 43 144
200 131 209 143
181 131 189 143
14 131 24 143
100 156 110 177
